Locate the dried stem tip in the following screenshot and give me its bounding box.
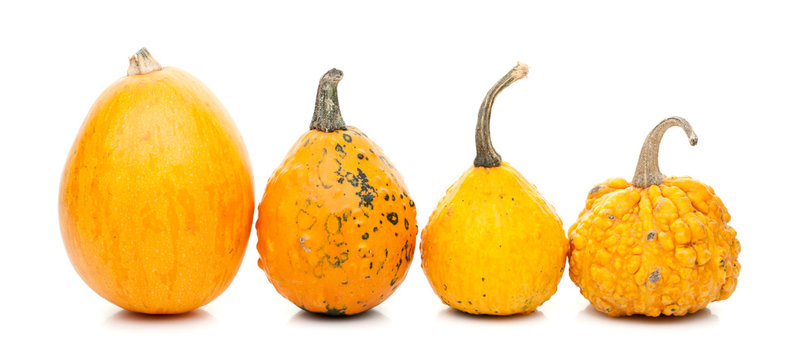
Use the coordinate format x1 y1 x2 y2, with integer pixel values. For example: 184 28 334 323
310 68 347 132
127 47 162 76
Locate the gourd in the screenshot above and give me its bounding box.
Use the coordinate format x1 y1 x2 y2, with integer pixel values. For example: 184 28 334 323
568 117 741 317
255 69 417 315
59 48 255 314
420 63 569 315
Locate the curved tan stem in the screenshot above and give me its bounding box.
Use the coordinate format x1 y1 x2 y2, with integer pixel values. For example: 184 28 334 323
127 47 162 76
473 62 529 168
631 116 698 187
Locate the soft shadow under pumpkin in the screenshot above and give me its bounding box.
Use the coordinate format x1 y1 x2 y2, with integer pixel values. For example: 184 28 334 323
436 308 545 323
105 308 215 326
287 308 390 326
577 305 719 325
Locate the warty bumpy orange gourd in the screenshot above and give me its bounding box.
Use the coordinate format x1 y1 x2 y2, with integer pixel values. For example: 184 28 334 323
568 117 740 317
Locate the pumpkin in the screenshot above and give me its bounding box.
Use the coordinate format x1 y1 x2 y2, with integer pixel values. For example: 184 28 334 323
568 117 740 317
255 69 417 315
59 48 254 314
420 63 569 315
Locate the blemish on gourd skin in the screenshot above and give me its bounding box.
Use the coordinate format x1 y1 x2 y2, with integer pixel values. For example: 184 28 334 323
342 134 353 143
648 269 661 284
350 168 376 209
325 214 342 235
324 304 347 316
386 212 399 225
315 148 333 189
296 209 316 230
329 251 349 268
334 144 346 156
299 236 311 252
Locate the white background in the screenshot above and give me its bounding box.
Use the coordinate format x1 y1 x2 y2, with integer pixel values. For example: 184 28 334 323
1 1 808 358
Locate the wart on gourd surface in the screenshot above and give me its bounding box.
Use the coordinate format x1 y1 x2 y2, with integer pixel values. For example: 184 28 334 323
420 63 569 316
59 48 255 314
256 69 417 316
568 117 741 317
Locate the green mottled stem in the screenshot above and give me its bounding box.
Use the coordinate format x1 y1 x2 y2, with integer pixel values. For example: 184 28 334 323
310 68 347 132
474 62 529 167
127 47 162 76
631 116 698 187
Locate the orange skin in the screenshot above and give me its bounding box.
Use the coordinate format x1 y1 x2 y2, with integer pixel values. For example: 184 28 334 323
256 127 417 315
59 67 254 314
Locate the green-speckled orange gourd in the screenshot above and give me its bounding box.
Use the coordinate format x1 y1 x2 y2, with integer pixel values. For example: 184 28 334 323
255 69 417 315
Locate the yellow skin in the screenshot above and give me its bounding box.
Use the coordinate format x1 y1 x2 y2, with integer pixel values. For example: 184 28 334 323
59 66 254 314
569 177 740 317
421 163 569 315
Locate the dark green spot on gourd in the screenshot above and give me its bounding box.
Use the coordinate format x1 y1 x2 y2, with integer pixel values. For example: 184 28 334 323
324 305 347 316
387 212 399 225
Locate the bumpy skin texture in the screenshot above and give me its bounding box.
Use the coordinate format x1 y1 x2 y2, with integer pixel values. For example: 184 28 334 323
256 126 417 315
421 163 569 315
569 177 740 317
59 67 255 314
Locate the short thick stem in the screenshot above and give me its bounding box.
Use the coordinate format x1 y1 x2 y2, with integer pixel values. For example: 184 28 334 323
310 68 347 132
127 47 162 76
631 116 698 187
473 62 529 168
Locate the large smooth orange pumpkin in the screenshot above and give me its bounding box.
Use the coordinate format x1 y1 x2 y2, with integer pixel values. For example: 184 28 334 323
59 48 254 314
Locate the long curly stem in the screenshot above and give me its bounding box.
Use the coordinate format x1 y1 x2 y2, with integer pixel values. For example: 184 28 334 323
631 116 698 187
473 62 529 168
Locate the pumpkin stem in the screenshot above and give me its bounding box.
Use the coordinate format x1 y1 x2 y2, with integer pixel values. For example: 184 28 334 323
474 62 529 168
127 47 162 76
310 68 347 132
631 116 698 187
